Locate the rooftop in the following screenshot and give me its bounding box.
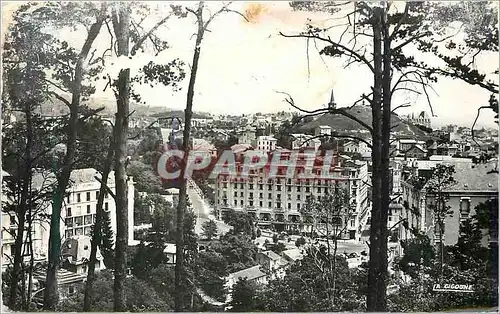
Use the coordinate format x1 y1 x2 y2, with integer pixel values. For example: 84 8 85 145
32 168 116 190
445 162 498 192
228 265 266 282
259 250 281 261
282 248 304 262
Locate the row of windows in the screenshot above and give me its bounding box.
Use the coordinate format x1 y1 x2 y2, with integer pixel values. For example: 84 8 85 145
65 226 92 238
227 199 303 211
227 191 313 200
221 178 349 186
65 214 96 228
66 202 109 217
66 190 109 204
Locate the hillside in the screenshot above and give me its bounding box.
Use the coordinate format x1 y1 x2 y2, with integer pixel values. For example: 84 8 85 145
298 105 430 139
41 96 212 119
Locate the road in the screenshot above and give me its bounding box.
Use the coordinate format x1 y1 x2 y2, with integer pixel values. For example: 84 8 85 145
187 179 231 236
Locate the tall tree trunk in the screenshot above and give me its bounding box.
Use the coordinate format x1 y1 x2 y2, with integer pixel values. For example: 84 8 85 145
112 4 131 311
9 101 33 310
367 7 386 312
83 136 114 311
377 9 392 310
43 10 105 309
27 175 34 307
175 2 204 311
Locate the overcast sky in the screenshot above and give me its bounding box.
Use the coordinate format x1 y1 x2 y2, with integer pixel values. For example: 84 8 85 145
2 1 498 128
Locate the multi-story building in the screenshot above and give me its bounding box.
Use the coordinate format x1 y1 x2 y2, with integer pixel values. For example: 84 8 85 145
423 161 498 246
314 125 332 137
214 151 370 241
391 138 426 157
1 170 48 272
238 125 257 146
290 133 321 151
257 136 277 153
403 111 431 129
2 168 135 272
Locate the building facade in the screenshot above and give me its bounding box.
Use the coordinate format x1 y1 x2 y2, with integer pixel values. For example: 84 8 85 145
2 168 135 272
423 162 498 246
214 151 370 241
257 136 277 153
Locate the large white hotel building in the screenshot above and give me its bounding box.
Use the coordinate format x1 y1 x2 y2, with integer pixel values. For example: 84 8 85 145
214 149 370 241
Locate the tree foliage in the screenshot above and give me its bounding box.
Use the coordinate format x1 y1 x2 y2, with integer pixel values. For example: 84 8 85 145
257 246 366 312
201 219 218 241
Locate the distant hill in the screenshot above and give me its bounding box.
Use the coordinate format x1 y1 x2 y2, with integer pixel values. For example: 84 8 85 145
297 105 431 139
42 95 212 119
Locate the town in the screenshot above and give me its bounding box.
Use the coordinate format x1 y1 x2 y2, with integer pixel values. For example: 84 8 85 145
1 1 498 313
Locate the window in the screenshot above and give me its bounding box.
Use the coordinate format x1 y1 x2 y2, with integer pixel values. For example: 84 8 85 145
317 187 321 193
65 218 73 227
69 286 75 295
249 184 254 190
85 215 92 225
389 216 392 222
75 217 83 226
240 192 244 197
67 194 71 204
460 198 471 220
277 186 281 191
87 205 91 214
65 230 74 238
288 203 291 210
105 191 109 199
249 201 254 206
75 228 83 236
105 202 109 211
259 184 263 190
277 202 281 209
86 192 91 201
93 214 96 223
9 216 15 226
287 186 291 192
234 192 237 197
240 200 243 206
259 193 263 199
268 193 272 199
240 184 244 189
10 245 15 256
297 195 301 200
77 193 81 202
306 187 310 193
96 191 99 199
67 207 72 217
268 202 272 208
297 203 301 210
84 227 91 236
234 200 237 206
297 186 301 192
249 192 253 198
259 201 263 207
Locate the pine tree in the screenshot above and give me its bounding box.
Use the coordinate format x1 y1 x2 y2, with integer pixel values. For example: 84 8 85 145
100 211 115 269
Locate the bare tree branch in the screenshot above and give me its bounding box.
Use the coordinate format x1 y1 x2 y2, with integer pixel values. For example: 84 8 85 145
130 12 173 56
279 32 375 74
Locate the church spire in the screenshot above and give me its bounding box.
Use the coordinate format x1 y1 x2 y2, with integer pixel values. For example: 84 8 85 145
328 89 336 109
